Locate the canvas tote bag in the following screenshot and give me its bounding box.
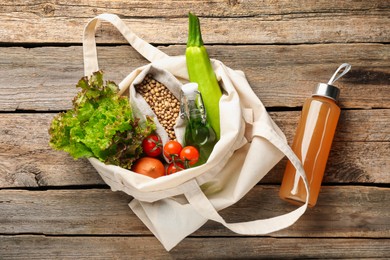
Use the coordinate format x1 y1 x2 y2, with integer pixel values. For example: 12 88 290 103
82 13 309 251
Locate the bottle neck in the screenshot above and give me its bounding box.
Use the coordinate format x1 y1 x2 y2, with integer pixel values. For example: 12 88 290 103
311 95 338 104
181 93 206 124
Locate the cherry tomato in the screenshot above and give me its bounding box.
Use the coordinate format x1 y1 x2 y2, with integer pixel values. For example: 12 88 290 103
142 133 162 157
132 157 165 179
180 146 200 166
166 161 185 175
163 140 183 162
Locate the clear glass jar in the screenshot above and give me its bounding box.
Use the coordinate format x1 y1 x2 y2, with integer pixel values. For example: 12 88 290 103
180 83 217 166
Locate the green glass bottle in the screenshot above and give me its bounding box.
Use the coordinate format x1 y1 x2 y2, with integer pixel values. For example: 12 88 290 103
180 83 217 166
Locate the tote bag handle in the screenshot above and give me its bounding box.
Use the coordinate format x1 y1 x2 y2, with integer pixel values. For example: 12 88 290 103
182 123 309 235
83 13 169 76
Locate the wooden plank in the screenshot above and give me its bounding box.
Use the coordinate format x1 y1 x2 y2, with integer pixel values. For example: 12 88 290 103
0 113 103 188
1 44 389 111
263 109 390 183
273 109 390 143
266 141 390 184
2 0 388 18
0 1 388 45
1 16 389 45
0 111 388 188
0 186 388 238
0 235 388 259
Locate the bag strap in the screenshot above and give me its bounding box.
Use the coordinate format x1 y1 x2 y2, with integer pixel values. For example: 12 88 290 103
83 13 169 76
182 123 309 235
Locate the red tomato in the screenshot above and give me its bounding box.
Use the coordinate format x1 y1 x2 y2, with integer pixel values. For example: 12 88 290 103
166 162 185 175
142 134 162 157
180 146 200 166
163 140 183 162
132 157 165 178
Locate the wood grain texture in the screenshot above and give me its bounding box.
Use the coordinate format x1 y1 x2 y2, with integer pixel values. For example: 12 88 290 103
0 186 388 238
1 44 389 111
266 141 390 185
273 109 390 143
2 0 388 18
2 15 389 45
0 113 103 188
0 235 388 259
0 0 389 45
263 109 390 183
0 111 388 188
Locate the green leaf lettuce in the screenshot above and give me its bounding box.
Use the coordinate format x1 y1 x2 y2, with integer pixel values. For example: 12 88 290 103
49 71 155 169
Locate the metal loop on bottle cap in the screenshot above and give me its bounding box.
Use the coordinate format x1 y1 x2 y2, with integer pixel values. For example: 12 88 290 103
327 63 351 85
312 63 352 101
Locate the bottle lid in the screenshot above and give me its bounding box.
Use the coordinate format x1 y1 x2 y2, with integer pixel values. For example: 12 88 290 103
182 82 199 99
312 83 340 101
312 63 351 102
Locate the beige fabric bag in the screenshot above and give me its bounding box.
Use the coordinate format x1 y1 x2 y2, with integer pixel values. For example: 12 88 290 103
83 13 309 251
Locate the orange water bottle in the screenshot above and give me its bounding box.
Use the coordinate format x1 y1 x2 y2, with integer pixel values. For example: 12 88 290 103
279 63 351 207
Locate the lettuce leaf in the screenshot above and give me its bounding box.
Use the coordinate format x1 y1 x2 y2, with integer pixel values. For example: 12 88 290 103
49 71 155 169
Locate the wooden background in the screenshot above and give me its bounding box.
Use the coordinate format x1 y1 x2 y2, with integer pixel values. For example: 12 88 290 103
0 1 389 259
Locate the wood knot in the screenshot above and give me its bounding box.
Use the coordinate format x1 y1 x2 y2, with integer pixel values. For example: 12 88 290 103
228 0 240 6
43 3 55 16
14 164 46 187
